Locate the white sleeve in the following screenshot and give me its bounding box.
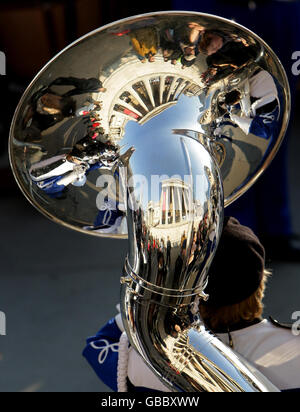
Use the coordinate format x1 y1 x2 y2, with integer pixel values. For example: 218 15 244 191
230 113 252 135
251 94 278 115
128 347 172 391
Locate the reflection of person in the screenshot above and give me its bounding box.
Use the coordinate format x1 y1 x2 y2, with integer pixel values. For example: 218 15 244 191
129 27 159 62
172 23 203 68
160 23 203 68
159 27 182 64
23 86 76 140
199 36 259 85
29 139 118 198
29 153 102 198
82 217 300 392
166 236 171 267
226 69 280 141
50 77 107 96
180 231 186 248
156 251 166 287
198 30 224 56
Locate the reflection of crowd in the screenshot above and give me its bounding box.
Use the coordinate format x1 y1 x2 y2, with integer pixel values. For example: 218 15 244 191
137 222 174 285
115 20 259 78
29 138 119 198
22 76 107 143
23 75 120 200
136 208 218 290
125 21 204 68
22 20 261 151
187 213 216 267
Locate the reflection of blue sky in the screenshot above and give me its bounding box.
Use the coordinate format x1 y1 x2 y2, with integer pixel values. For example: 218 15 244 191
121 95 203 175
120 95 213 207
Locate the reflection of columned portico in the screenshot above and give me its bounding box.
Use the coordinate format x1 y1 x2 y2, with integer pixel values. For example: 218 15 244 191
160 178 191 226
147 178 202 246
95 55 203 142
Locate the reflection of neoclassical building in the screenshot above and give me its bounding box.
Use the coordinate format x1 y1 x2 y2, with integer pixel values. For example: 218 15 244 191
109 75 201 140
147 178 203 228
147 178 193 228
147 200 160 227
147 178 202 244
96 56 203 142
160 178 191 226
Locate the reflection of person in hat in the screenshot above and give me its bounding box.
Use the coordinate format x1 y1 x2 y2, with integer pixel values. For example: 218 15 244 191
199 217 300 392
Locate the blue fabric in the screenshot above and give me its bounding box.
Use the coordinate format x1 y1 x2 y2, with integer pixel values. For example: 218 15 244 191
82 319 159 392
34 161 103 198
93 203 124 228
249 106 279 141
82 318 122 392
36 175 67 197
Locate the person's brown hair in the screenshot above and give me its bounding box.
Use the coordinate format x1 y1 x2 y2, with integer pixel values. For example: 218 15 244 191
199 270 271 332
198 32 212 55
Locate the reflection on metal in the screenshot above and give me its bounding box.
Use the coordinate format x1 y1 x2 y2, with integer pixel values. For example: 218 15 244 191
156 178 193 226
9 11 288 392
9 12 290 237
108 69 202 137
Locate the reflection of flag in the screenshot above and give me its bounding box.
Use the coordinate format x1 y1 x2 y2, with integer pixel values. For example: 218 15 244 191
162 190 166 211
111 29 130 36
123 108 139 119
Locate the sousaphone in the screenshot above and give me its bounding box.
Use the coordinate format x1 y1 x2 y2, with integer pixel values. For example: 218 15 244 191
9 11 290 392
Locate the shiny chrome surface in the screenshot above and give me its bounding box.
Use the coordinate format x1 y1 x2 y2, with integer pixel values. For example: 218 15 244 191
124 137 224 297
120 285 279 392
9 11 290 238
9 11 287 392
119 119 277 391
